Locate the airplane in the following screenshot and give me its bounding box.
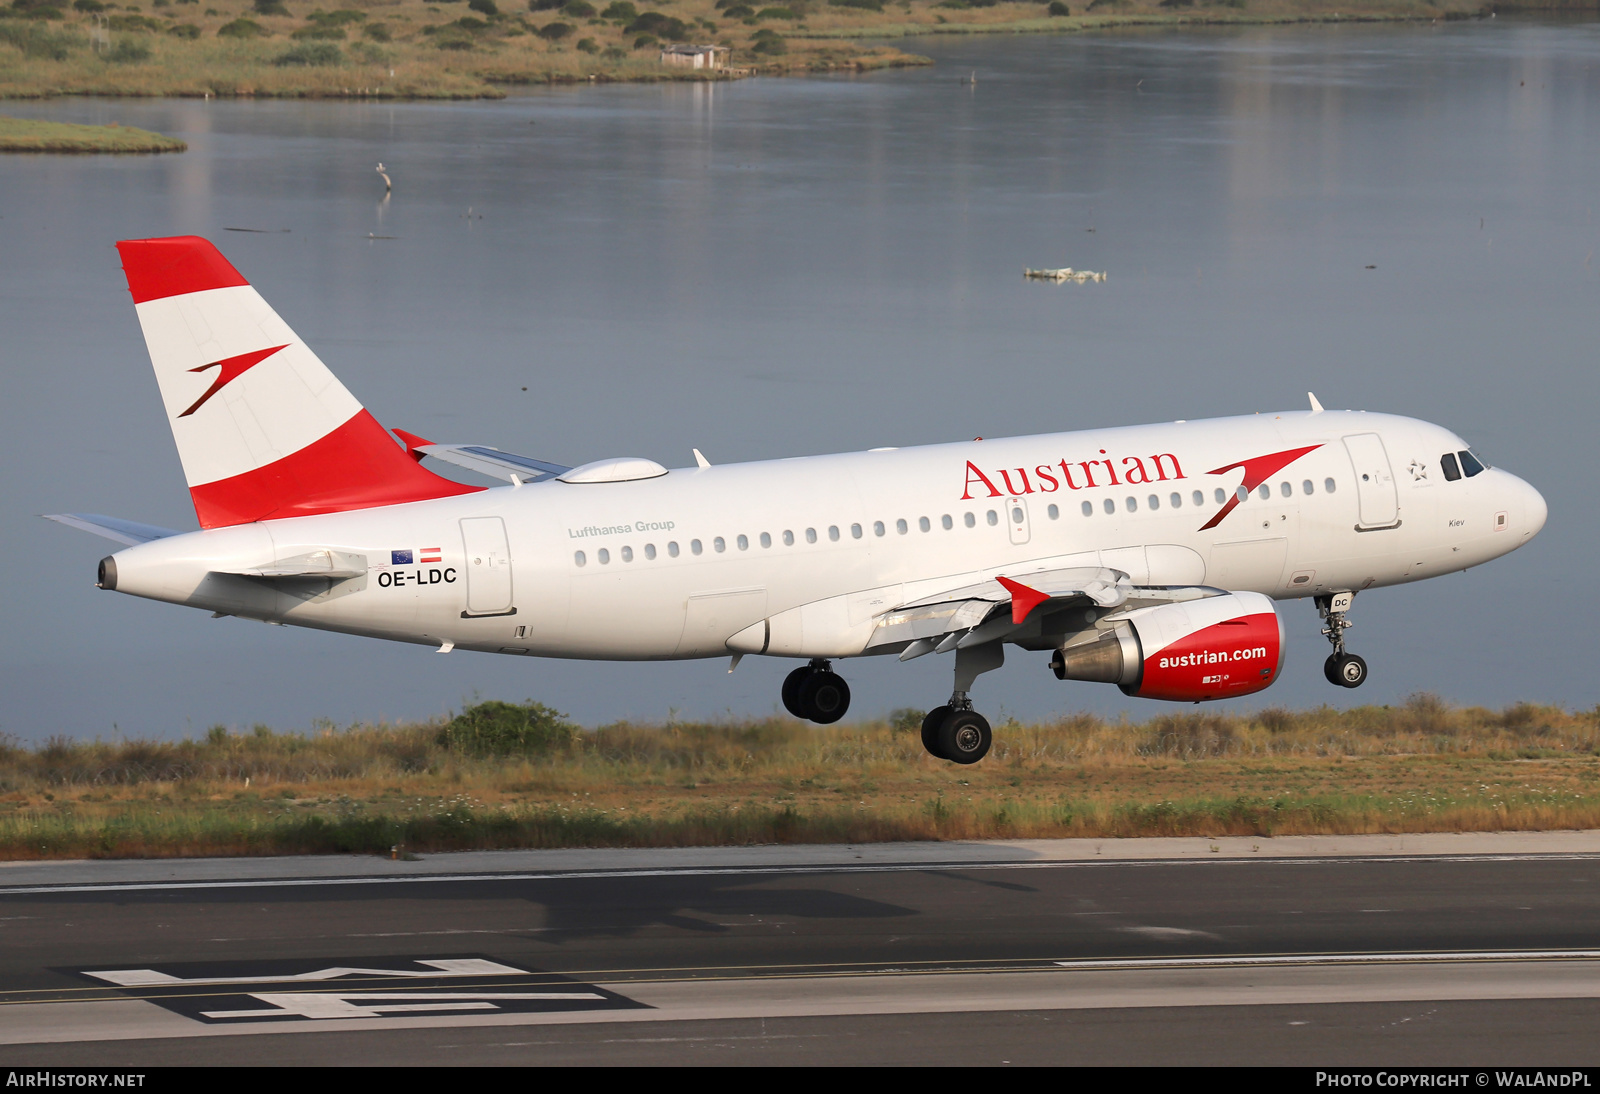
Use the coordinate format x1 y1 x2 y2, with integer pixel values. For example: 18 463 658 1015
48 236 1548 765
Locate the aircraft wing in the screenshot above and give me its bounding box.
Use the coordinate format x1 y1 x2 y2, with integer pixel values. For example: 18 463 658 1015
869 566 1133 660
392 429 571 484
43 513 183 546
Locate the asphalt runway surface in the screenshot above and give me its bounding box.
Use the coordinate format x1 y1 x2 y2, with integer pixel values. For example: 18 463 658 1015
2 837 1598 1066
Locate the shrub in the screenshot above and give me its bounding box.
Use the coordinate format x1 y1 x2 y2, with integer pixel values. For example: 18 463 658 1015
0 21 72 57
72 0 105 10
273 39 341 63
561 0 593 13
437 700 580 757
10 0 67 19
721 3 750 14
624 10 687 38
434 29 473 46
104 35 150 60
749 26 783 51
755 5 795 16
1158 0 1193 6
630 30 653 46
888 708 927 734
107 13 161 29
306 8 364 23
575 33 597 50
528 0 563 9
829 0 880 9
599 0 632 17
537 18 570 36
601 43 623 56
291 22 344 37
453 15 489 29
1047 0 1068 13
467 0 497 12
167 19 198 34
252 0 288 13
216 16 267 35
361 20 389 39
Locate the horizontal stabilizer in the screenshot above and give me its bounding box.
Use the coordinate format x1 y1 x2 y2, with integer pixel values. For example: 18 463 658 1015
220 549 368 580
43 513 182 547
395 430 571 484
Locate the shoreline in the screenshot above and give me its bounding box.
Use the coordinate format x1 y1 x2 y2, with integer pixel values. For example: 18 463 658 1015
0 1 1583 103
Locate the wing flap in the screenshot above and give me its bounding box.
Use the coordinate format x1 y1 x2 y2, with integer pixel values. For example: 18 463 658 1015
869 566 1132 653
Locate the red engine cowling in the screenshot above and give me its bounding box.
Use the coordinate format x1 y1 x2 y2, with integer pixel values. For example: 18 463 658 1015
1049 591 1285 702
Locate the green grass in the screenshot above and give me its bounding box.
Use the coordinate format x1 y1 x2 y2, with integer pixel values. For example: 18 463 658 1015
3 694 1598 859
0 113 184 151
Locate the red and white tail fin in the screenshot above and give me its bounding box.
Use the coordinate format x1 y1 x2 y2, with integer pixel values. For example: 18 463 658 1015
115 236 480 528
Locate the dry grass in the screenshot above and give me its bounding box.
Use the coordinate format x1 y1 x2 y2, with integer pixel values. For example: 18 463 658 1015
0 111 183 146
2 693 1598 859
0 0 1503 101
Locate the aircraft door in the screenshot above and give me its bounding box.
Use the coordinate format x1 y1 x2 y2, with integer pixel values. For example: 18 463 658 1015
1007 497 1031 545
460 516 515 616
1343 433 1400 529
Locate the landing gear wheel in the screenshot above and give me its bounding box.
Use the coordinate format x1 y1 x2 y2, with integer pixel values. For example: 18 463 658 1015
920 705 952 759
799 671 851 724
937 709 992 765
1323 654 1343 687
1334 653 1367 689
781 666 811 719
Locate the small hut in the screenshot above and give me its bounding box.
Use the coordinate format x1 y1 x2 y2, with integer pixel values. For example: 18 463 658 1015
659 44 730 70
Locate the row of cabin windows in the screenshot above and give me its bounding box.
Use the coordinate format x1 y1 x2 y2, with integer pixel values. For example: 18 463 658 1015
1440 450 1487 481
1072 478 1338 516
570 477 1340 567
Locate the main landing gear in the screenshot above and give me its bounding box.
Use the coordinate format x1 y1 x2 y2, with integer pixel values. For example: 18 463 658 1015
783 659 851 724
1318 591 1368 689
919 641 1004 765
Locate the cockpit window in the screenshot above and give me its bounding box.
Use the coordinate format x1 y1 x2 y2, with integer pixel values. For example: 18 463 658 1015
1440 452 1461 481
1459 450 1485 477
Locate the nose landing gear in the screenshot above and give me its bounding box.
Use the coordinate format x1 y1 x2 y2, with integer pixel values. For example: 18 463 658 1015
782 659 851 724
1318 591 1367 688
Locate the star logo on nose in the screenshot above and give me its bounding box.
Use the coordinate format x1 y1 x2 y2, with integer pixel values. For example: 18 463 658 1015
179 344 290 418
1407 460 1427 481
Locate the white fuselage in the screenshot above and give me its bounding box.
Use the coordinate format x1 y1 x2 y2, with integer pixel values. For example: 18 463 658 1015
104 409 1546 663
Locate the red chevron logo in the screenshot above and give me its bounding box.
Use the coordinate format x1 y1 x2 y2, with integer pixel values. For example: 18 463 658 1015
179 344 289 418
1198 444 1324 530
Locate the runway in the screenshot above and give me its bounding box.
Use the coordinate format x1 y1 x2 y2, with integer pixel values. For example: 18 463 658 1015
2 834 1598 1065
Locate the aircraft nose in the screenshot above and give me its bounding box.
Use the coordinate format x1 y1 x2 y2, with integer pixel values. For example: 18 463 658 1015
1508 472 1547 540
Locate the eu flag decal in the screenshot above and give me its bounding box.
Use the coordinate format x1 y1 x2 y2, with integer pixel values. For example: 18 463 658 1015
391 550 413 565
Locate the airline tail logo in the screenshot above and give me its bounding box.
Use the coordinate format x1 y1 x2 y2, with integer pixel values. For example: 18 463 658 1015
1199 444 1323 530
179 344 289 418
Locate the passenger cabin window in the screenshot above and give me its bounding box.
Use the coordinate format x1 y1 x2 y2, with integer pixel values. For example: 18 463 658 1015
873 521 886 537
1192 490 1204 506
986 510 999 526
1280 481 1292 498
964 512 976 528
1459 450 1485 477
941 514 953 530
896 519 908 535
668 542 680 557
828 526 840 541
759 532 771 548
1257 484 1271 500
713 537 726 553
1047 504 1059 520
1302 480 1313 495
1103 498 1115 514
1214 488 1227 504
1170 493 1182 508
1082 501 1094 517
574 551 586 567
1236 486 1249 502
782 530 794 546
1324 478 1337 493
644 544 656 560
920 516 931 532
1148 494 1160 510
1441 453 1461 481
691 539 703 555
806 528 818 543
851 523 863 539
598 548 611 564
737 534 749 550
621 546 634 562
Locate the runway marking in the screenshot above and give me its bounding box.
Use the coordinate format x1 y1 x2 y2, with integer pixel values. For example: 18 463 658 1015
2 852 1598 897
83 957 526 988
1051 949 1600 970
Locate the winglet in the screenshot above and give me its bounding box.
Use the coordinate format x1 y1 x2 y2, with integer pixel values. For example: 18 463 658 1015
1307 392 1324 414
693 448 711 470
996 575 1050 625
392 428 435 463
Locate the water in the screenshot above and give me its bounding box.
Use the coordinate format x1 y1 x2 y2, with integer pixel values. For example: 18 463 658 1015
2 19 1596 739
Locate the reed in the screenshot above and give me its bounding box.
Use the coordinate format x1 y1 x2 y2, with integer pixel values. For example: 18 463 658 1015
0 113 184 148
2 694 1596 859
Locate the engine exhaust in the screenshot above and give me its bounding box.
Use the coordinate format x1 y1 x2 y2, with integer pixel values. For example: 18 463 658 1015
1050 623 1141 687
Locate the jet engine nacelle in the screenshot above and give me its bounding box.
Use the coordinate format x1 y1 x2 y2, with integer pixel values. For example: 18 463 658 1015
1049 591 1285 702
